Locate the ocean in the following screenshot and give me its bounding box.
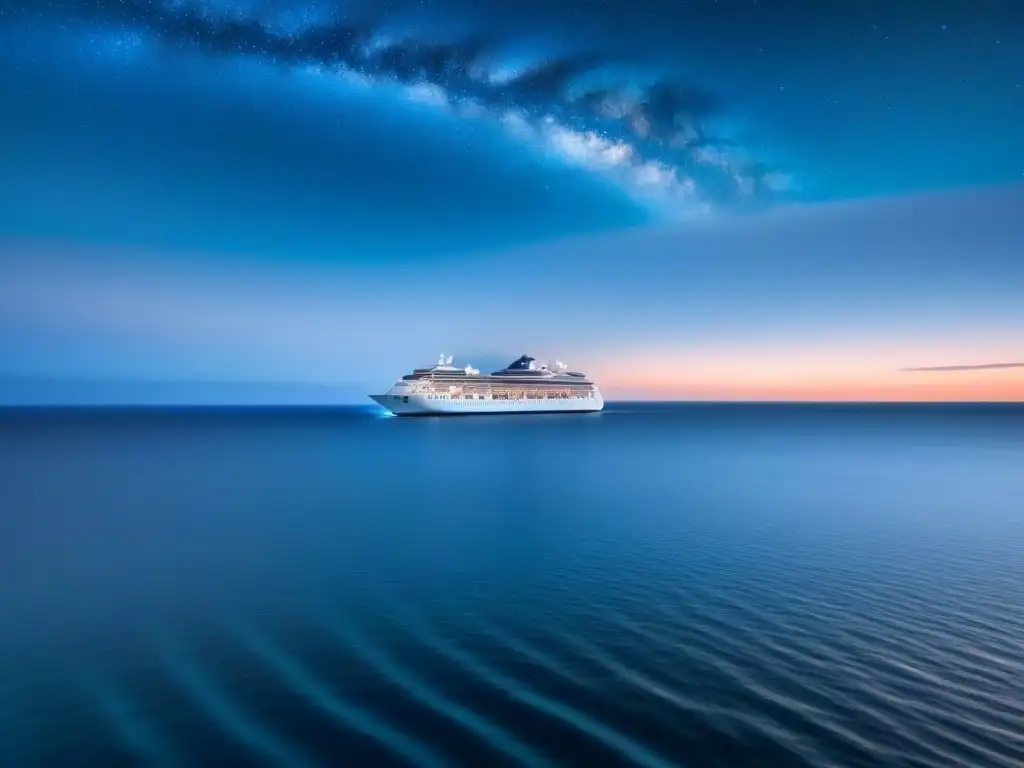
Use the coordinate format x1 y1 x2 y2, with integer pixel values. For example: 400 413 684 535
1 403 1022 768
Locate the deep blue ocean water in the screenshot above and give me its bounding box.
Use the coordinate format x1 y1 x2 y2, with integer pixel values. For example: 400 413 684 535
1 403 1022 768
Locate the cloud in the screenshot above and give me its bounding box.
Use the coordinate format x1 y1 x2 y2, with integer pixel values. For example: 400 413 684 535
901 362 1024 372
404 82 448 107
30 0 781 213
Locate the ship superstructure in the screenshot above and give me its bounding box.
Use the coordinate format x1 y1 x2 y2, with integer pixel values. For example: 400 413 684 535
370 354 604 416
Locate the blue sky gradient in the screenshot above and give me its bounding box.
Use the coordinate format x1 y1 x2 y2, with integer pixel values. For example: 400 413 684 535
1 0 1021 401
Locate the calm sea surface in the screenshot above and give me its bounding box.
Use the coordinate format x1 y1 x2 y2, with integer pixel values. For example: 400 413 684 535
1 404 1022 768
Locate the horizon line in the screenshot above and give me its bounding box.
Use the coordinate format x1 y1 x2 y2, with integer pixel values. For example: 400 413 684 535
1 400 1020 409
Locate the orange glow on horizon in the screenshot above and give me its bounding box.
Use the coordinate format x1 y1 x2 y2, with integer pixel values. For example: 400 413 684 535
596 357 1024 402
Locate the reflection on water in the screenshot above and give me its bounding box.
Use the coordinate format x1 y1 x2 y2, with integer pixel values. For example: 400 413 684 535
1 404 1023 767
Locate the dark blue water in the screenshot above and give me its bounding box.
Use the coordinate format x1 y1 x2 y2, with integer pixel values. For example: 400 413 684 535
1 404 1022 767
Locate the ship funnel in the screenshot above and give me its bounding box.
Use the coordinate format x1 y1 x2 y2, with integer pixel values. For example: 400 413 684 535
446 355 453 365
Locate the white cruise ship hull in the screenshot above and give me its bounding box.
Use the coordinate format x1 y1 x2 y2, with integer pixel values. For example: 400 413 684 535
370 391 604 416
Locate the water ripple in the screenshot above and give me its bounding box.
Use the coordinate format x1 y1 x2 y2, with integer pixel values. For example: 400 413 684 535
309 605 555 768
387 603 681 768
151 626 318 768
225 617 449 768
76 670 179 768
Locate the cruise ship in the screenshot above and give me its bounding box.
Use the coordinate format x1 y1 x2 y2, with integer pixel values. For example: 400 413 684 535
370 354 605 416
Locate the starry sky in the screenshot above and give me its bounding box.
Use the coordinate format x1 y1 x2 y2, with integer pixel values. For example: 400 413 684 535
0 0 1022 402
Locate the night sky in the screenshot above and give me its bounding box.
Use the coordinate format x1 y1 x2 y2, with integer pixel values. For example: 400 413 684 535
1 0 1022 402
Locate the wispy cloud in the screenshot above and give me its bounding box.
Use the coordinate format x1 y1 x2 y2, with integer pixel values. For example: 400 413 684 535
901 362 1024 372
31 0 782 213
